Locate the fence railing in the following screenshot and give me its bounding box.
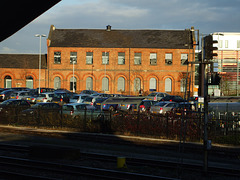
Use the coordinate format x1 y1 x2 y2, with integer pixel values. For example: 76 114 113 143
0 108 239 145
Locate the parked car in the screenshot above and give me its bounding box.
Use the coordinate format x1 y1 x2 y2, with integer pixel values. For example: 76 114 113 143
149 101 178 115
25 94 40 104
9 91 31 100
52 91 71 105
93 97 108 109
91 93 111 98
139 100 158 112
160 95 185 102
0 90 16 101
21 102 61 116
62 103 102 120
0 99 31 118
70 94 90 103
82 96 94 105
35 92 54 103
80 90 98 95
146 92 170 101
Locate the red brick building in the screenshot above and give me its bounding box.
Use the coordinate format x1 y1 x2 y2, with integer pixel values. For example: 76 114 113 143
0 25 195 96
47 25 195 95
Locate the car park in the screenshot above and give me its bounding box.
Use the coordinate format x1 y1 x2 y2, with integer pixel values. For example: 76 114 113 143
35 92 54 103
0 99 31 118
150 101 178 115
70 94 90 103
146 92 170 101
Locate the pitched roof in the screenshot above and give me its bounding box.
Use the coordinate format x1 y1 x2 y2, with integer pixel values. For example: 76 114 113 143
0 54 47 69
48 26 193 49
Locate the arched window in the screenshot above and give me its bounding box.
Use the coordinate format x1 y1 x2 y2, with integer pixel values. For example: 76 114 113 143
70 77 77 92
180 78 186 92
26 76 33 89
149 78 157 91
4 76 12 88
102 77 109 91
86 77 93 90
165 78 172 92
117 77 125 91
134 78 141 92
54 77 61 89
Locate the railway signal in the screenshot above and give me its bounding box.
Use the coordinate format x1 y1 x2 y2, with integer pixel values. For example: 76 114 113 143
204 35 218 60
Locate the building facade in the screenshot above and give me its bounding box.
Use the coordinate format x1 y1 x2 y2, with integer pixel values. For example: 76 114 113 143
213 32 240 96
0 54 47 89
47 25 195 95
0 25 196 96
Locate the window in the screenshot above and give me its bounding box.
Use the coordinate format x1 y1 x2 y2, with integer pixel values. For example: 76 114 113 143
180 79 186 92
118 52 125 65
225 40 228 48
134 53 141 65
86 77 93 90
54 77 61 89
102 52 109 64
134 78 141 92
149 78 157 91
165 78 172 92
237 40 240 48
165 53 173 65
70 77 76 91
102 77 109 91
219 40 223 48
86 52 93 64
26 76 33 89
70 52 77 64
54 52 61 64
4 76 12 88
150 53 157 65
181 54 188 65
117 77 125 91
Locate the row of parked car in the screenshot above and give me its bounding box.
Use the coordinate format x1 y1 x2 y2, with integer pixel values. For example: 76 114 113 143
0 88 196 120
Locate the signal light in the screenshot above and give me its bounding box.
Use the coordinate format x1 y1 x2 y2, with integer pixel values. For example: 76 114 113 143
204 35 218 60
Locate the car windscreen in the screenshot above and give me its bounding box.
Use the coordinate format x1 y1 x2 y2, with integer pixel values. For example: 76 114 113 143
63 105 74 111
38 94 46 97
154 102 167 106
148 93 156 97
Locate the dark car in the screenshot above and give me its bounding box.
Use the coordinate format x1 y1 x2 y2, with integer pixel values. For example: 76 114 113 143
80 90 98 95
52 92 71 105
139 100 158 112
21 102 61 117
0 99 31 118
93 97 108 109
160 95 185 102
0 90 16 102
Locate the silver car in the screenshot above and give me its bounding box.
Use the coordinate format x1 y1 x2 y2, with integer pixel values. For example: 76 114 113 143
70 94 90 103
9 91 31 100
149 101 178 115
146 92 170 101
35 92 54 103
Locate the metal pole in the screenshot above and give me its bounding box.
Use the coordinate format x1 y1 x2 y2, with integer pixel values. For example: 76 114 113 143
73 59 75 93
39 36 41 94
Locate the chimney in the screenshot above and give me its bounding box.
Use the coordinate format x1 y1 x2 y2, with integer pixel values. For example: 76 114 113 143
106 25 111 31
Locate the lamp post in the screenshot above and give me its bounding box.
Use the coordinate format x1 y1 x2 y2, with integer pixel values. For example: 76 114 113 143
35 34 46 94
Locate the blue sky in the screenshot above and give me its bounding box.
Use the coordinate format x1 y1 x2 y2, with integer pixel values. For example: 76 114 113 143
1 0 240 54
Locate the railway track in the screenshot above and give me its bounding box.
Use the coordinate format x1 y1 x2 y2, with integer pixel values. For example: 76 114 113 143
0 155 175 180
0 143 239 179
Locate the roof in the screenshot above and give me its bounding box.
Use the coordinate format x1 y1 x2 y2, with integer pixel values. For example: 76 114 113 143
0 54 47 69
48 26 194 49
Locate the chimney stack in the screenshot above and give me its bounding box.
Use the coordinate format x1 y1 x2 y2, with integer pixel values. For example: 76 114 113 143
106 25 111 31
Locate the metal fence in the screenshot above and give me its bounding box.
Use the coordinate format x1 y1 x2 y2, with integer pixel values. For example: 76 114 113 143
0 108 239 145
